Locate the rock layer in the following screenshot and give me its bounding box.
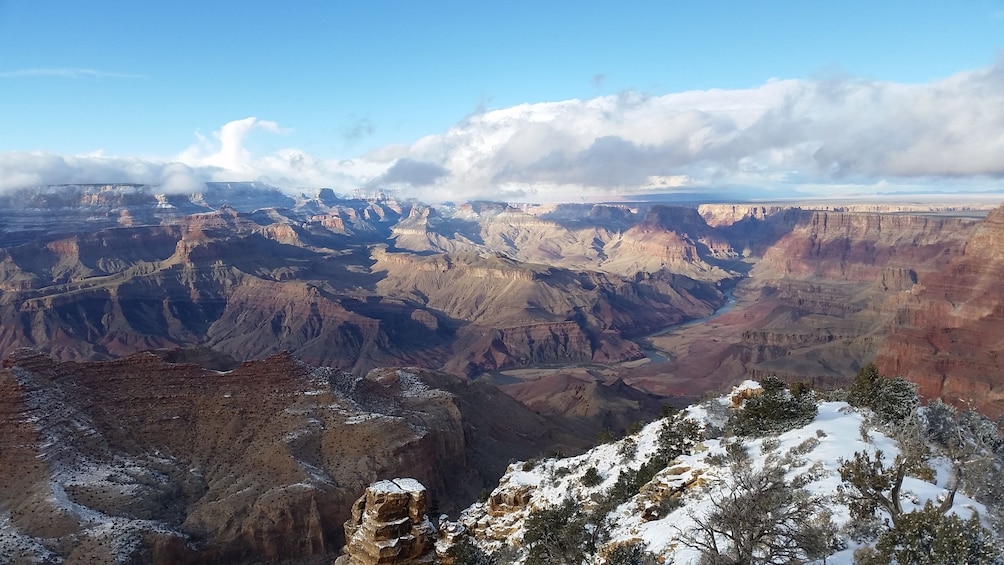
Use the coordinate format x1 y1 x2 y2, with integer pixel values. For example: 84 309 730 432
0 350 600 563
0 190 725 376
337 478 437 565
876 205 1004 417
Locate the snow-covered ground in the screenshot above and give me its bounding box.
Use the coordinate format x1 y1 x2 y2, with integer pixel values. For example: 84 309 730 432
460 382 987 564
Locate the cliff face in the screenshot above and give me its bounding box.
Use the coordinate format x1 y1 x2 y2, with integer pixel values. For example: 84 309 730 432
876 205 1004 417
625 206 985 399
0 350 602 563
3 186 1004 418
752 211 974 281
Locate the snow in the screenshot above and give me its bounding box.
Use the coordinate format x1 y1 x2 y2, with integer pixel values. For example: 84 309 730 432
461 390 992 565
370 478 426 494
0 513 62 563
393 478 427 492
396 369 430 396
7 365 188 562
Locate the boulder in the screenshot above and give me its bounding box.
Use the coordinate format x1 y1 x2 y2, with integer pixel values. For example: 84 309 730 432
338 478 437 565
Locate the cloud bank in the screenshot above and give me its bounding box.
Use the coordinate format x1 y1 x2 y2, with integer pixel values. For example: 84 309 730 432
2 61 1003 201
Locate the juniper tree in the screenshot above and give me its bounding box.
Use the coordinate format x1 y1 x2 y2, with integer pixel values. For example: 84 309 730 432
727 376 818 437
856 503 1003 565
682 447 836 564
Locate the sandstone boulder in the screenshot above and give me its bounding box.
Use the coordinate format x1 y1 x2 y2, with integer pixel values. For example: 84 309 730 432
338 478 437 565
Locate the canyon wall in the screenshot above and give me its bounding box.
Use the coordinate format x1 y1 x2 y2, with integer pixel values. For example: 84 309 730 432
0 351 599 563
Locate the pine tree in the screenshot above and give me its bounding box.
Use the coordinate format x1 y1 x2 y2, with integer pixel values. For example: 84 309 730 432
728 376 817 436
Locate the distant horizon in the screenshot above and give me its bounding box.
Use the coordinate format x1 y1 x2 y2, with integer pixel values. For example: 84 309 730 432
4 181 1003 212
1 1 1003 203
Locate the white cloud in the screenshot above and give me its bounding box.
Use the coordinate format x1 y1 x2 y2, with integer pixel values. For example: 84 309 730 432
0 152 213 193
1 61 1003 201
379 60 1004 201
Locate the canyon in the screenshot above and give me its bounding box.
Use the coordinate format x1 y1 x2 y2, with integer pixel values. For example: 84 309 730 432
0 184 1002 418
2 183 1004 561
0 349 614 563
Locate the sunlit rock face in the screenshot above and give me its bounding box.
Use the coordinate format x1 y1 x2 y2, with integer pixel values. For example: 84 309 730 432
336 478 437 565
2 184 1004 416
876 204 1004 418
0 189 726 376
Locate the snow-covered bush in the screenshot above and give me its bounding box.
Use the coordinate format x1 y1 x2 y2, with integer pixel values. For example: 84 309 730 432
682 448 837 564
727 376 818 436
848 364 919 425
522 497 606 565
580 466 602 487
604 540 660 565
447 537 496 565
857 503 1002 565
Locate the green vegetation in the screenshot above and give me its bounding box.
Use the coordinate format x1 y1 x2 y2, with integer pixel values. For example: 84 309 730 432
580 466 602 487
682 442 837 564
848 363 919 424
727 375 818 436
447 537 496 565
476 365 1004 564
523 497 606 565
856 504 1001 565
603 413 703 510
605 541 660 565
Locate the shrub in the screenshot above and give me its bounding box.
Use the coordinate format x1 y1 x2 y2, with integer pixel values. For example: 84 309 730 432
849 363 881 408
789 380 811 398
524 497 606 565
761 437 781 454
788 436 820 458
447 537 496 565
682 455 836 564
599 415 704 513
580 466 602 487
618 437 638 461
595 428 615 444
659 403 678 419
606 469 642 509
872 376 919 424
605 540 660 565
848 363 919 425
727 376 818 436
864 504 1002 564
654 414 702 465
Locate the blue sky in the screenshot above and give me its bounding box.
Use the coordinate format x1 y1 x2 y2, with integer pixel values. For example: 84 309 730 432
1 1 1003 201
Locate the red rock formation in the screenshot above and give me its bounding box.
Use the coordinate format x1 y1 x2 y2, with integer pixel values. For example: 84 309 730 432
619 207 984 400
0 351 476 562
877 205 1004 417
337 478 437 565
0 201 723 376
0 349 607 562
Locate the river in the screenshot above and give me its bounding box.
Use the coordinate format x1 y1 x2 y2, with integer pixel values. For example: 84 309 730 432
639 288 738 364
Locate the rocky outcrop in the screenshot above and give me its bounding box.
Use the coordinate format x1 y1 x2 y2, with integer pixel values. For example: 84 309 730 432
337 478 437 565
698 203 794 227
0 350 606 563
